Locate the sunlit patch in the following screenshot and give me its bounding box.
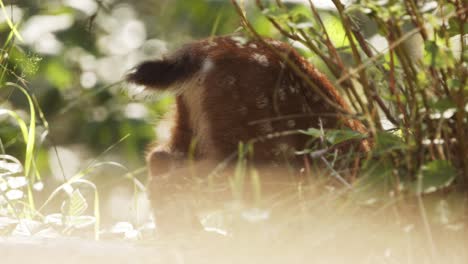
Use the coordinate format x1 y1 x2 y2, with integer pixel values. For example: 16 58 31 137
422 138 431 145
33 33 64 55
241 208 270 223
33 181 44 192
6 189 24 200
16 13 69 54
80 71 97 89
7 176 27 189
48 146 82 182
380 119 396 130
64 0 98 15
0 182 7 192
0 155 23 174
124 103 148 119
428 108 457 120
204 226 229 236
442 108 456 119
0 5 23 24
111 222 141 240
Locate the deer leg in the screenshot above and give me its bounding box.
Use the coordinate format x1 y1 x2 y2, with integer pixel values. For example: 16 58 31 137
147 98 203 234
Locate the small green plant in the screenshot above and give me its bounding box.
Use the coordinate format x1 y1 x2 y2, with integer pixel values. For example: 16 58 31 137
232 0 467 194
0 3 148 239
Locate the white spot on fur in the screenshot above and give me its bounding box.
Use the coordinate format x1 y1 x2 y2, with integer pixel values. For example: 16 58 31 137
231 36 247 48
258 122 273 134
289 84 299 94
312 94 321 102
226 75 236 86
256 93 269 109
277 87 287 101
202 41 218 50
268 40 283 48
251 53 269 67
239 105 248 115
312 67 325 78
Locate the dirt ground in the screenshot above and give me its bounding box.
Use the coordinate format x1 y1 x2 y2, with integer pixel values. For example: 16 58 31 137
1 214 467 264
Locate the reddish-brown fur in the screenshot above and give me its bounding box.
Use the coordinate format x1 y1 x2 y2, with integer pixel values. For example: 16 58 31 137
127 36 369 233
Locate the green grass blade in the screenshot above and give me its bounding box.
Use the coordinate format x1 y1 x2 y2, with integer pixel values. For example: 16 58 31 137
0 0 24 42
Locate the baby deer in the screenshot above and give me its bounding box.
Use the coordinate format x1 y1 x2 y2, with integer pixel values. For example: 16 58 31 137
127 36 369 233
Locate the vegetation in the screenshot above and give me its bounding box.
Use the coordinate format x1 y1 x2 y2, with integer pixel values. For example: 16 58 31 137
0 0 467 261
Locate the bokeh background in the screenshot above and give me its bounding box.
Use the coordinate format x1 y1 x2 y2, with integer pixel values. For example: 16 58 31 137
2 0 339 228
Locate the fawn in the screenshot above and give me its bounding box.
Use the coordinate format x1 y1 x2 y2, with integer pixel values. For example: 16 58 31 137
127 35 369 233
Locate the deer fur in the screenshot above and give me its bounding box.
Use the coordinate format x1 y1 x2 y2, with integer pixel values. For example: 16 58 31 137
127 35 369 233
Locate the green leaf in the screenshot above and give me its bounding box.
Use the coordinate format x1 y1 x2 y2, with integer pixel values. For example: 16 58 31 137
45 60 72 89
424 41 455 69
324 129 366 145
415 160 457 194
300 128 323 138
447 79 462 91
429 97 457 112
322 14 349 48
62 189 88 217
374 131 406 152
